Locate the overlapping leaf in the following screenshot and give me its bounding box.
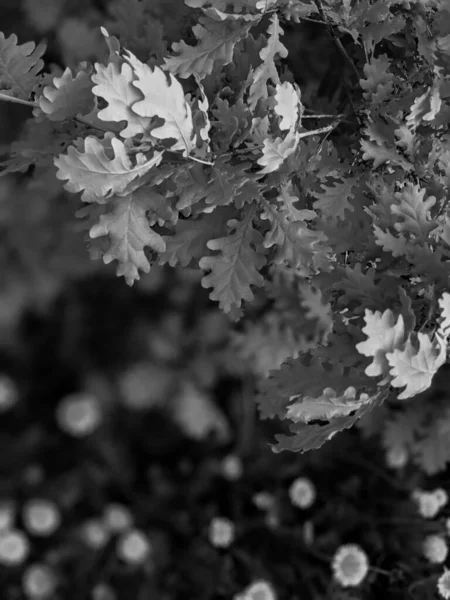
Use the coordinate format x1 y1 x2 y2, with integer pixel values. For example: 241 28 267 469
0 31 45 99
38 68 94 121
88 187 167 285
248 14 288 109
54 132 163 203
164 15 253 80
199 205 266 313
92 61 153 139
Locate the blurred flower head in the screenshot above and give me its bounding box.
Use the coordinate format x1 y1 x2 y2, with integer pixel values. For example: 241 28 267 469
435 488 449 509
208 517 235 548
22 563 57 599
423 535 448 564
103 503 133 534
385 445 408 469
0 529 30 566
332 544 369 587
56 392 102 437
412 490 442 519
116 529 151 565
252 491 275 511
288 477 316 509
92 583 116 600
0 375 19 411
221 454 243 481
22 499 61 537
438 568 450 599
234 579 277 600
0 500 15 531
80 518 110 550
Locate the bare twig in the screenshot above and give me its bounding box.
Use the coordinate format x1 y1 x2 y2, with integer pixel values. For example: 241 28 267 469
313 0 361 82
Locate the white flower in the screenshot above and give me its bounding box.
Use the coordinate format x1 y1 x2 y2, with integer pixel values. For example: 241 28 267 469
208 517 235 548
234 580 277 600
221 455 243 481
0 500 15 531
413 490 441 519
22 563 57 598
103 504 133 534
0 375 18 411
385 445 408 469
22 499 61 536
423 535 448 563
116 529 151 565
80 519 110 550
438 568 450 599
332 544 369 587
56 392 102 437
0 529 30 565
288 477 316 509
435 488 449 508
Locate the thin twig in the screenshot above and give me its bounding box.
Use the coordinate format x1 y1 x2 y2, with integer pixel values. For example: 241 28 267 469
314 0 361 82
0 92 37 108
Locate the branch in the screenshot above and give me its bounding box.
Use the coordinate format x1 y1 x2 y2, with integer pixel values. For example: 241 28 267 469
313 0 361 82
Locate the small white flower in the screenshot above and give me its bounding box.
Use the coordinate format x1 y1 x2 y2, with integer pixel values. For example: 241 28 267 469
234 579 277 600
221 455 243 481
413 490 441 519
56 392 102 437
0 529 30 566
208 517 235 548
0 375 19 411
22 499 61 537
103 504 133 534
423 535 448 563
118 363 171 410
332 544 369 587
116 529 151 565
435 488 449 509
0 500 15 531
438 567 450 599
22 563 57 598
80 519 110 550
385 445 408 469
288 477 316 509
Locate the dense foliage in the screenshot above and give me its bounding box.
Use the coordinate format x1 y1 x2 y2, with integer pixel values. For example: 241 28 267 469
3 0 450 597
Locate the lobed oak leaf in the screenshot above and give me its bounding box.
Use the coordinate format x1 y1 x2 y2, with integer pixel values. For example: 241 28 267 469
274 80 303 131
438 292 450 338
199 205 266 314
0 31 45 99
158 207 231 267
386 333 447 399
311 176 359 221
391 183 438 242
125 51 195 157
286 386 371 424
247 13 288 109
272 390 386 453
257 128 299 173
92 61 152 139
355 308 407 378
406 81 442 129
164 16 253 80
359 54 394 105
37 67 94 121
54 133 163 203
88 187 167 285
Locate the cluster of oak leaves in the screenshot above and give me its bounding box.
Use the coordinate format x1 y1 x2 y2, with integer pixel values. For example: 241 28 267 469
3 0 450 466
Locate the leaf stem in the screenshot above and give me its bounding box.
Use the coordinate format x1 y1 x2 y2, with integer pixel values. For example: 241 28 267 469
0 92 38 108
187 154 215 166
